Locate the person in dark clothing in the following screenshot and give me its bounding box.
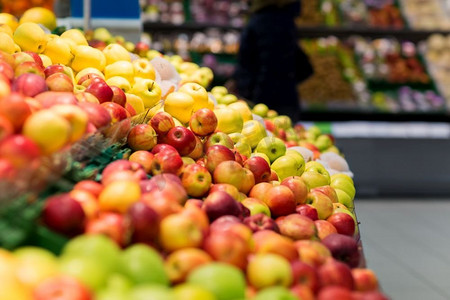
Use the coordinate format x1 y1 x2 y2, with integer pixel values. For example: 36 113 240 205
234 0 313 122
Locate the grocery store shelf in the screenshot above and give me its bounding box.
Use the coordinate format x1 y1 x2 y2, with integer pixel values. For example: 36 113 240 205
143 21 243 33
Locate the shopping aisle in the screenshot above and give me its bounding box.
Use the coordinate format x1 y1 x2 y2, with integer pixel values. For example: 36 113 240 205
356 199 450 300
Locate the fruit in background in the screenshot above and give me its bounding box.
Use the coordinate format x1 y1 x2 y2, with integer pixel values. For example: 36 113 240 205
271 155 303 181
213 107 244 134
34 91 78 108
178 82 209 112
127 124 157 151
149 111 175 137
247 253 293 289
85 212 129 247
102 43 130 65
45 72 74 92
314 220 338 240
316 285 352 300
42 193 85 236
23 109 70 154
228 101 253 122
252 103 269 118
50 104 88 143
164 91 194 124
211 86 227 98
12 73 47 97
32 276 92 300
351 268 379 292
86 80 113 103
119 244 169 286
203 229 249 269
217 93 238 105
165 126 196 156
0 116 13 141
189 108 217 136
151 150 184 175
291 260 320 294
98 180 141 213
314 134 333 151
276 214 316 240
71 45 106 72
296 204 319 221
127 201 159 244
204 131 234 150
318 258 354 290
159 212 204 252
203 191 242 222
306 190 333 220
255 137 286 163
165 248 212 284
322 234 360 268
326 212 355 236
301 161 331 189
173 283 216 300
0 93 32 131
100 102 128 123
254 286 297 300
241 120 267 149
263 185 296 218
205 144 235 173
0 32 15 54
181 163 212 197
43 36 74 65
13 22 47 53
243 156 271 184
187 263 246 300
104 60 134 84
0 60 14 82
133 58 156 80
78 102 112 129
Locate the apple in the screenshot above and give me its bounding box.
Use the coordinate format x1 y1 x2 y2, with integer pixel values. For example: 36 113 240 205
133 58 156 80
78 102 111 129
280 176 308 205
327 212 356 236
85 212 130 247
213 160 247 192
100 102 128 123
86 81 113 103
312 185 338 203
252 103 269 117
50 104 89 143
352 291 389 300
187 263 246 300
263 185 296 218
127 124 157 151
187 134 204 160
321 234 360 268
204 131 234 150
248 182 273 201
301 161 331 189
203 230 249 269
34 91 78 108
44 63 73 78
143 173 188 205
129 150 154 173
276 213 317 241
32 276 92 300
126 201 160 244
78 73 104 87
306 190 334 220
247 253 293 289
243 156 271 184
290 260 319 293
213 107 243 134
241 119 267 149
189 108 217 136
45 72 73 92
209 183 241 201
351 268 379 292
14 61 45 78
314 220 338 240
317 286 352 300
110 85 127 107
205 144 235 173
203 191 242 222
69 189 99 219
335 189 354 210
150 111 175 136
165 248 212 284
0 134 40 168
243 213 279 232
253 230 299 262
165 126 196 156
0 115 13 140
104 60 134 83
131 78 162 109
330 174 356 199
12 73 47 97
179 82 209 111
180 163 212 197
173 283 216 300
151 149 184 175
290 285 314 300
151 143 177 155
318 258 354 290
164 91 194 124
98 180 141 213
241 198 271 217
296 204 319 221
74 180 103 197
101 160 146 184
159 212 204 252
271 155 304 181
255 136 286 163
0 60 14 81
42 193 85 236
119 244 169 286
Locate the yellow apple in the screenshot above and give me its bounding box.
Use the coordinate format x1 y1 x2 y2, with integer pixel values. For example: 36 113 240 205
38 54 52 67
228 101 253 122
13 22 48 53
71 45 106 72
146 49 163 60
93 27 112 42
0 32 16 54
213 107 243 134
217 94 238 105
102 43 131 65
75 67 105 83
43 36 73 65
125 93 145 114
164 91 195 124
106 76 131 93
178 61 199 76
132 58 156 80
178 82 208 111
130 79 162 108
50 104 88 143
241 119 267 149
60 29 88 46
104 60 134 83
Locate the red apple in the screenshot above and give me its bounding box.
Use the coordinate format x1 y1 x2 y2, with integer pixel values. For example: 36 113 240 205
0 93 31 131
151 143 178 155
281 176 308 205
253 230 299 262
127 124 157 151
125 101 137 116
205 144 235 173
296 204 319 221
73 180 103 197
149 111 175 137
85 212 130 247
100 102 128 123
276 213 316 240
187 134 204 160
44 64 72 78
315 220 338 240
326 212 356 236
269 169 279 181
110 85 127 107
306 190 334 220
312 185 338 203
42 193 86 236
134 41 150 56
77 73 104 86
145 173 188 205
0 60 14 81
45 72 74 92
141 193 182 219
181 163 212 197
101 159 146 185
264 119 275 132
317 286 352 300
212 160 248 192
243 156 271 184
165 248 212 284
264 185 296 218
321 234 360 268
129 150 154 173
291 260 320 294
0 115 14 140
24 51 44 68
86 81 113 103
240 167 255 194
151 149 184 175
243 213 280 233
127 201 160 245
202 191 242 222
352 291 389 300
0 158 17 181
295 240 332 267
165 126 196 156
189 108 217 136
12 73 47 97
249 182 272 202
14 61 45 78
209 183 241 200
318 258 354 290
34 91 78 108
0 134 41 168
351 268 379 292
203 230 249 270
33 276 92 300
203 131 234 151
78 102 112 129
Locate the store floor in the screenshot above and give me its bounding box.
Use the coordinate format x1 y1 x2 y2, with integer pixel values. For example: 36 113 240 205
356 198 450 300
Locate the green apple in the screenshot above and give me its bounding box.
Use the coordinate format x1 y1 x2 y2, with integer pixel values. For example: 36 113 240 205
129 285 174 300
285 128 299 142
173 283 217 300
331 173 354 185
93 27 112 42
119 244 169 286
330 175 356 200
211 86 228 98
252 103 269 118
235 140 252 158
59 255 109 291
247 253 292 289
266 109 278 118
285 149 305 173
61 234 121 273
301 161 330 189
254 287 297 300
97 273 133 300
306 125 321 140
251 152 271 165
255 137 286 163
241 120 267 149
314 134 333 151
130 78 162 108
228 132 245 144
214 107 243 134
271 155 303 181
217 94 237 105
335 188 354 210
241 197 271 217
273 115 292 130
187 263 246 300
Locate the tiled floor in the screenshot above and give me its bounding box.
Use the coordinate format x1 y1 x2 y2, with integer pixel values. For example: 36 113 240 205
356 199 450 300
